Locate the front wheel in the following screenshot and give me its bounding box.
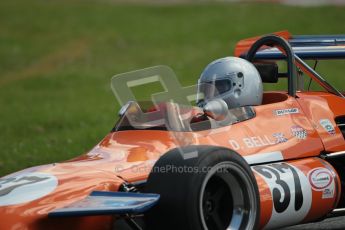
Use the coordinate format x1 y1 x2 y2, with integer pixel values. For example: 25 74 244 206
145 146 260 230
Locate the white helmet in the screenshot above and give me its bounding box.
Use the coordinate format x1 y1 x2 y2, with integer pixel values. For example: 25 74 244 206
197 57 263 109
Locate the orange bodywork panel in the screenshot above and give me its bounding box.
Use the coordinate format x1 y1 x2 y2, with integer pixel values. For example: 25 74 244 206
297 92 345 152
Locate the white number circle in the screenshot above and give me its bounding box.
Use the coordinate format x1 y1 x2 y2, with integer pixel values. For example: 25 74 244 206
0 172 58 206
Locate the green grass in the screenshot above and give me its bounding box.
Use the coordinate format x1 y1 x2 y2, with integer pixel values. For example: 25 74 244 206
0 0 344 176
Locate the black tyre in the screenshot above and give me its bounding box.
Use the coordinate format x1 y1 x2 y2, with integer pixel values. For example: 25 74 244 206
145 145 260 230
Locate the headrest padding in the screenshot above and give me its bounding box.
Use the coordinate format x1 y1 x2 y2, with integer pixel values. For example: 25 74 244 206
254 62 279 83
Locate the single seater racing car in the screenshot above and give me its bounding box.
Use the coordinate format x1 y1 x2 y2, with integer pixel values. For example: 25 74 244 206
1 31 345 230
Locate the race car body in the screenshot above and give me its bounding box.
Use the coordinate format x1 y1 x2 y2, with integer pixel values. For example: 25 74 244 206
1 31 345 230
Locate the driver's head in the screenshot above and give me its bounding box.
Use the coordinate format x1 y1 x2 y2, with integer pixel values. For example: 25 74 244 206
197 57 263 109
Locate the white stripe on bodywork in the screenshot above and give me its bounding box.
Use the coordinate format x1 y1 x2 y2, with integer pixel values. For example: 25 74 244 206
244 151 284 165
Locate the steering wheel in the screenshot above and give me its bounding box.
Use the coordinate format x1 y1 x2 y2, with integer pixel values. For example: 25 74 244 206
245 35 297 97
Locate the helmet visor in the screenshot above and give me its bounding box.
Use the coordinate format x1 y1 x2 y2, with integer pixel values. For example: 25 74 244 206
214 79 232 95
197 79 232 105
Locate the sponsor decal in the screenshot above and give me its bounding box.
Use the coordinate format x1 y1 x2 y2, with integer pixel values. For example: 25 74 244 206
319 119 336 135
291 125 307 140
253 163 312 229
0 172 58 206
307 167 335 200
308 167 333 190
274 108 300 116
322 188 334 199
273 133 288 143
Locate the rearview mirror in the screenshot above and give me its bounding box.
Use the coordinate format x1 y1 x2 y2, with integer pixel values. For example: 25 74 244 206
203 99 228 121
118 101 133 117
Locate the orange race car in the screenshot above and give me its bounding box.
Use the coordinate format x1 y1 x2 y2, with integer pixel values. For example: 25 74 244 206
1 31 345 230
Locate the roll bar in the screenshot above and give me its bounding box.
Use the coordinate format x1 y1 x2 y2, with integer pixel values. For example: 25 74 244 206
245 35 297 97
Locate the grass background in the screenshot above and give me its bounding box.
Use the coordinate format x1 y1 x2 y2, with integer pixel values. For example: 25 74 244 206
0 0 344 176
